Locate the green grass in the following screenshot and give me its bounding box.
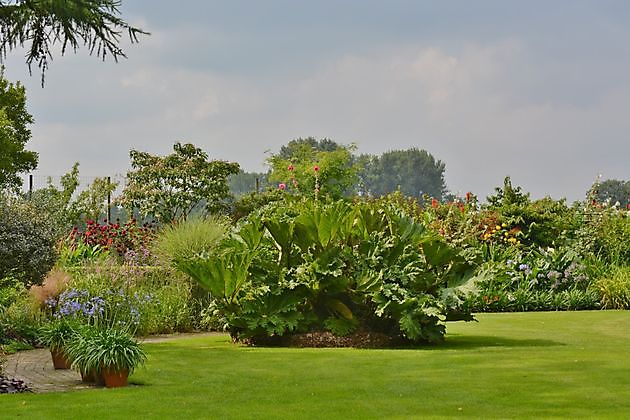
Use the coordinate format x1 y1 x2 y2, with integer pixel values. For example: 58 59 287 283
3 311 630 419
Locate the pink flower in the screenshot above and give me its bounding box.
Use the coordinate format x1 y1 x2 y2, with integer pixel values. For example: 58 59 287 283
313 165 320 172
287 164 294 171
278 183 287 190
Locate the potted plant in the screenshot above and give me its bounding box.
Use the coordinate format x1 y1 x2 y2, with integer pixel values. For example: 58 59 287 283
68 326 146 388
65 325 104 384
38 319 77 369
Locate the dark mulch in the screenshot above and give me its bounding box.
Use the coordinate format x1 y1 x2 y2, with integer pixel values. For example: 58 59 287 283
0 375 32 394
243 331 404 348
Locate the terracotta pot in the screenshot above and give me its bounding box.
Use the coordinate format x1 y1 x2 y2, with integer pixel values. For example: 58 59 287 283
101 366 129 388
81 369 105 386
50 348 72 369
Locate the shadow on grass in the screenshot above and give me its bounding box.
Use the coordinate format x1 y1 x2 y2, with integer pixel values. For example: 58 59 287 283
147 333 563 352
435 334 564 350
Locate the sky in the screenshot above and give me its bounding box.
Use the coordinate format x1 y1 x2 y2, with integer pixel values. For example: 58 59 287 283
4 0 630 202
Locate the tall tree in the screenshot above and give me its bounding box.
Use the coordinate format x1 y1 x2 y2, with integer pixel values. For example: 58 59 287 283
120 142 240 224
0 67 36 191
594 179 630 207
361 148 447 200
0 0 147 84
228 170 267 197
268 138 360 199
278 137 342 159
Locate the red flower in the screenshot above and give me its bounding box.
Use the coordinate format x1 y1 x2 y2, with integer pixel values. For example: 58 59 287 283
278 183 287 190
431 198 438 209
465 191 472 202
313 165 320 172
287 164 294 171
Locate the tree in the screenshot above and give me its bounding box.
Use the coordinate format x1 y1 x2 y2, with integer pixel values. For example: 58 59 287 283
228 170 267 197
120 142 240 224
594 179 630 208
0 0 147 84
72 175 118 222
267 138 360 199
0 67 36 191
278 137 342 159
361 148 447 200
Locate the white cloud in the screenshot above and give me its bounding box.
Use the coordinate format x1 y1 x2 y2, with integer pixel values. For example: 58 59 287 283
8 10 630 203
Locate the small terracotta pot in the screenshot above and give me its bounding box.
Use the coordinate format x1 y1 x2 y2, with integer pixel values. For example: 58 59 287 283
101 366 129 388
50 348 72 369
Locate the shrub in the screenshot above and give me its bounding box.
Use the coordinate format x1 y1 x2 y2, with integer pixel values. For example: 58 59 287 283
178 198 477 344
0 195 59 285
69 219 156 260
593 212 630 265
231 189 285 221
596 266 630 309
0 295 42 346
0 276 26 308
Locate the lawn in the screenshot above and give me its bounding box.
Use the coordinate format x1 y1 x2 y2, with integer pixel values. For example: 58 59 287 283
2 311 630 419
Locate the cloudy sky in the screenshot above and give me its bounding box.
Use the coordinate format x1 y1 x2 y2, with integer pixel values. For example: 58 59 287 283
4 0 630 202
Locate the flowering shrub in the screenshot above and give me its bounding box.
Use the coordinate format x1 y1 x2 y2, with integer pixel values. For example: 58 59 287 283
267 143 360 199
45 287 147 332
464 246 597 312
68 219 156 261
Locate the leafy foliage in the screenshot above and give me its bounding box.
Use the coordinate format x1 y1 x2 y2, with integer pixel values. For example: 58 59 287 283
596 266 630 309
360 148 447 200
66 325 146 374
267 139 360 199
0 0 148 85
0 194 58 285
594 178 630 208
0 68 36 191
120 142 240 223
178 198 475 344
68 218 156 259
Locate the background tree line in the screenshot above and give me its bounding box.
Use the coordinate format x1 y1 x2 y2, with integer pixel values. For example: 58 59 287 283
230 137 448 201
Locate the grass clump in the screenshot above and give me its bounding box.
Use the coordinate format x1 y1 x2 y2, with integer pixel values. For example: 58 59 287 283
151 216 228 268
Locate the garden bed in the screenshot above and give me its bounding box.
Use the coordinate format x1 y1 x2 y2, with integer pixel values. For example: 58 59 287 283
245 330 403 348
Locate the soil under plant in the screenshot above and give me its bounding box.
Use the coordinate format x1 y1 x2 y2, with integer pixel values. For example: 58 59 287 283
244 330 404 348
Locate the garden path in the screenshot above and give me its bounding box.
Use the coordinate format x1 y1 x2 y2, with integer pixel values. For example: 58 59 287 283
3 332 221 393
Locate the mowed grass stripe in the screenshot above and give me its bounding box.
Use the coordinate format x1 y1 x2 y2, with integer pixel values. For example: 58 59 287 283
2 311 629 419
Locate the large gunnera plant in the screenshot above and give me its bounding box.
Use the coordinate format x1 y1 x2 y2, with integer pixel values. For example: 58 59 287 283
177 198 476 344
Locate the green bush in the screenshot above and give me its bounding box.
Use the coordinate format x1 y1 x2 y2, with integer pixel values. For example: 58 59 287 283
0 195 59 285
594 212 630 265
0 276 26 308
596 266 630 309
0 296 42 346
230 189 285 221
178 198 477 344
